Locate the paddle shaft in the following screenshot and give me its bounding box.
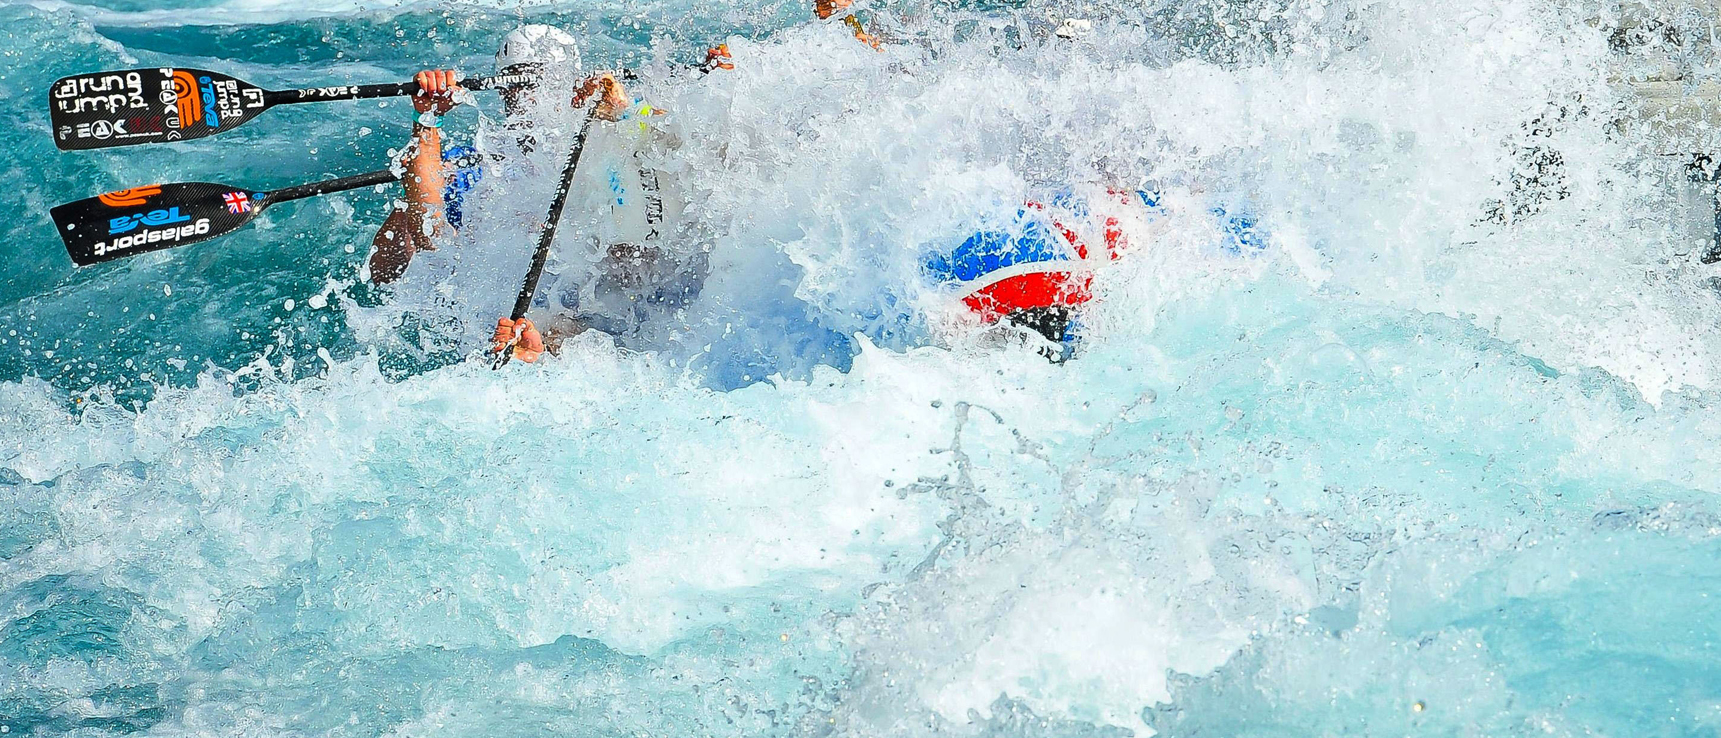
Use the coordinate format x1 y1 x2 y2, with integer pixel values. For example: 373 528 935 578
488 63 721 364
511 107 599 321
269 169 400 205
260 73 535 107
492 106 598 368
497 64 715 320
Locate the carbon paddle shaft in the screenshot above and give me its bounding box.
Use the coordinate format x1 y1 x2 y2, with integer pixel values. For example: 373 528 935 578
510 107 599 321
493 106 598 369
268 169 400 204
261 73 535 106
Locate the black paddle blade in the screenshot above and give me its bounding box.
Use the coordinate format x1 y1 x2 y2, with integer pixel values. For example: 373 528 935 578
48 68 270 151
51 182 268 266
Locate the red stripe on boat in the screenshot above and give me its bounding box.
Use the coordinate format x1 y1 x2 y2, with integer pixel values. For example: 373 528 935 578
962 271 1094 322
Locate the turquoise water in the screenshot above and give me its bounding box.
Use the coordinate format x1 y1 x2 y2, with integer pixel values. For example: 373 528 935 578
6 0 1721 735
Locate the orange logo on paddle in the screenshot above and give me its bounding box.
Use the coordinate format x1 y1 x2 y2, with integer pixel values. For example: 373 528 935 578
99 185 162 207
171 70 202 129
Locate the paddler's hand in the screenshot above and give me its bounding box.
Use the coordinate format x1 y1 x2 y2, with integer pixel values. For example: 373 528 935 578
849 20 883 50
702 44 734 73
491 317 545 363
575 74 631 121
412 69 461 115
593 74 630 121
814 0 852 20
814 1 883 50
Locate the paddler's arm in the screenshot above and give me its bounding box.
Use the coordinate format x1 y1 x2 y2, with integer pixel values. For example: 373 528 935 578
370 69 459 284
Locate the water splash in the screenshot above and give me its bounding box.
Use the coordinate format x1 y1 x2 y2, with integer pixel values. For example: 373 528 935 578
7 0 1721 736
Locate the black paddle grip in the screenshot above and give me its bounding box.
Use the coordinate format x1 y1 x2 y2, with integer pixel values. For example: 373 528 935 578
353 82 419 99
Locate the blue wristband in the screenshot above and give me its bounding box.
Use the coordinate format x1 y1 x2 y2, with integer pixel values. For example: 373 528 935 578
415 111 441 129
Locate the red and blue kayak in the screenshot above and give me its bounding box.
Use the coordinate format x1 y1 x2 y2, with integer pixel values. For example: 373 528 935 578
923 187 1267 345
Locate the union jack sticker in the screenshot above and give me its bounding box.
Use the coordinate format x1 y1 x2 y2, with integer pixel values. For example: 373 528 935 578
223 191 251 214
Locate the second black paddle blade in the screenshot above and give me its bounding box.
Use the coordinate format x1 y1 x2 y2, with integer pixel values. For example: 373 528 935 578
52 182 268 266
48 67 271 151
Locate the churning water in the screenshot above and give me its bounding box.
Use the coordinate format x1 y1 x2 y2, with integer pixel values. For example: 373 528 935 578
5 0 1721 735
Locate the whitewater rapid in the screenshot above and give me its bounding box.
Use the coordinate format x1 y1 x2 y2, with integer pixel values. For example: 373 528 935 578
5 0 1721 736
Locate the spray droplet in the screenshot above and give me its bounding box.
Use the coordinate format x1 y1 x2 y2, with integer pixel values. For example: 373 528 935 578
1412 701 1426 713
163 284 172 297
283 299 296 312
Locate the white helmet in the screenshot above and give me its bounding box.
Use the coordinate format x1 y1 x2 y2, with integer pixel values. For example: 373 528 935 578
496 24 582 73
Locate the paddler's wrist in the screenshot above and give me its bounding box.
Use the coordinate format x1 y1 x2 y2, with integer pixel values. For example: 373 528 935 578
414 110 442 130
